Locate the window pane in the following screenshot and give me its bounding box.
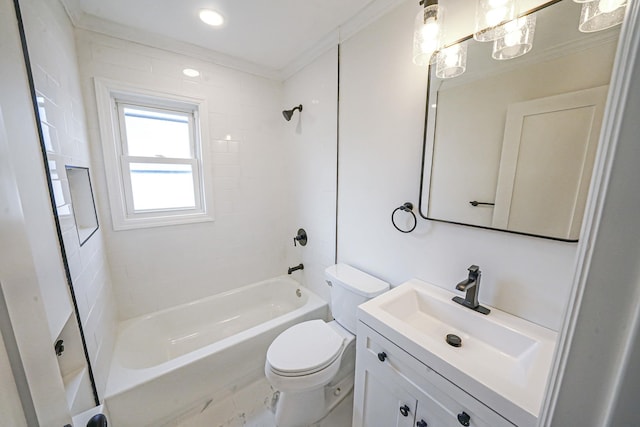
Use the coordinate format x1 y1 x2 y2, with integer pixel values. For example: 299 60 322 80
123 107 192 158
129 163 196 211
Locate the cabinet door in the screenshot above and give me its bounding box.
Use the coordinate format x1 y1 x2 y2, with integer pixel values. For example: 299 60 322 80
356 322 515 427
415 393 466 427
414 384 513 427
354 348 417 427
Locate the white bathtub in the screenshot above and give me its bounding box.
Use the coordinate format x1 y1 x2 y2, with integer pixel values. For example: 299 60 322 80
104 276 328 426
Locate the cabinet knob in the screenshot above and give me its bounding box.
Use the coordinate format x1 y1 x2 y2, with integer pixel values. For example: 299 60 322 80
377 351 387 362
457 411 471 426
417 420 428 427
399 404 410 417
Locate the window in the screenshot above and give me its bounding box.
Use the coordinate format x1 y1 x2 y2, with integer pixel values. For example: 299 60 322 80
95 80 212 229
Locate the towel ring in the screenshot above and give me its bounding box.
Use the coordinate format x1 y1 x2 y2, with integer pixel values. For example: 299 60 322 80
392 202 417 233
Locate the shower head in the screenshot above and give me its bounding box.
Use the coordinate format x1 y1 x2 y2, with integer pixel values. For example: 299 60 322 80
282 104 303 121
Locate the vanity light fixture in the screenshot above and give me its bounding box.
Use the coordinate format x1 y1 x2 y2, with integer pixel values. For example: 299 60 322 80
436 43 467 78
492 15 537 60
199 9 225 27
413 0 445 66
577 0 627 32
182 68 200 77
415 0 626 73
474 0 516 42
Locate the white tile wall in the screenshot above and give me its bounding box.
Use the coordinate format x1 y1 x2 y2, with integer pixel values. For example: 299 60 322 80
283 48 339 302
20 0 118 399
337 0 577 331
75 30 289 319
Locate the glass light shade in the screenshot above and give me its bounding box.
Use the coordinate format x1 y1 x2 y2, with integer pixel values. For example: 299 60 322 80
474 0 516 42
492 15 536 60
436 43 468 78
413 4 445 66
578 0 626 32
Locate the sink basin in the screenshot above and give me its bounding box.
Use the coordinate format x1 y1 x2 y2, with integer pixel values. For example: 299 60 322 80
357 279 557 427
379 285 539 384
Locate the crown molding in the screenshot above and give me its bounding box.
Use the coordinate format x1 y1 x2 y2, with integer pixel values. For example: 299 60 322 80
280 0 406 80
59 0 406 82
59 0 283 80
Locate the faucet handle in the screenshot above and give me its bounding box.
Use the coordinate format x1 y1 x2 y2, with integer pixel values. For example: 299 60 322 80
293 228 307 247
468 265 479 274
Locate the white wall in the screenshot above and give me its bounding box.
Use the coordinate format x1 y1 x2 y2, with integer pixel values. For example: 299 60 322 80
76 30 289 319
338 0 578 331
548 3 640 422
20 0 118 399
283 47 338 302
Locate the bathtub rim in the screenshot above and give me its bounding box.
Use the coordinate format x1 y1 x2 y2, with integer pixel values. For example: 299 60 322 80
105 276 328 398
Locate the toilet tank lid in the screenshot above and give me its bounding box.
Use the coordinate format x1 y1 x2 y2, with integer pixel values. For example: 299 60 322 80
325 264 390 298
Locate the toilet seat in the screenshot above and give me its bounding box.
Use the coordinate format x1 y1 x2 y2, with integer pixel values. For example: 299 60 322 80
267 320 345 377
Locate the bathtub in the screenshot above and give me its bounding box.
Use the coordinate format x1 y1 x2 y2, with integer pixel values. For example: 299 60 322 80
104 276 328 426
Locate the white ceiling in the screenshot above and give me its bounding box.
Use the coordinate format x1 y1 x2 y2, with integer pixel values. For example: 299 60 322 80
62 0 405 79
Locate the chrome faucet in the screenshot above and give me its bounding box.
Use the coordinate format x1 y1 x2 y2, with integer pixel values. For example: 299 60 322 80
452 265 490 315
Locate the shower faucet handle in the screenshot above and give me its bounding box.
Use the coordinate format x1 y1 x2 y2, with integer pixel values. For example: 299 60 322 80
293 228 307 247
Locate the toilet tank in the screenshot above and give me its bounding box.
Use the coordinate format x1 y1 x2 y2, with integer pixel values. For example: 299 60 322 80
325 264 389 333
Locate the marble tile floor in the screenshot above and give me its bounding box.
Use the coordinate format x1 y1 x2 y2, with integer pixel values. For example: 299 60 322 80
171 377 353 427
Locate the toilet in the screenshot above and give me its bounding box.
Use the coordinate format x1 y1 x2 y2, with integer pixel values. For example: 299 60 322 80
265 263 389 427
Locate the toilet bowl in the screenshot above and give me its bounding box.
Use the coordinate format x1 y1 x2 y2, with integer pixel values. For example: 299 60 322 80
265 320 355 426
265 264 389 427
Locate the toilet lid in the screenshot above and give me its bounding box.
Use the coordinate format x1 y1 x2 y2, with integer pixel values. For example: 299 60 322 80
267 320 345 375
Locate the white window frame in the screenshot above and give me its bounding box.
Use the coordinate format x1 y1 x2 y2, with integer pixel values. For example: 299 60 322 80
94 78 213 230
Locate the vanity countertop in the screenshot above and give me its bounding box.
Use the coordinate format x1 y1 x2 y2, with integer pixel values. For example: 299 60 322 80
357 278 558 427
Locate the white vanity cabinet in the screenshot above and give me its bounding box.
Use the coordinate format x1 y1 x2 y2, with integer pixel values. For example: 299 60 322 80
353 322 515 427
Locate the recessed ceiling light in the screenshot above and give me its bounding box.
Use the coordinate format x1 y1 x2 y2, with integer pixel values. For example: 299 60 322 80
199 9 224 27
183 68 200 77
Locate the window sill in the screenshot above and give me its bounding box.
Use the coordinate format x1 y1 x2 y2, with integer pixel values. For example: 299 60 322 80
112 212 214 231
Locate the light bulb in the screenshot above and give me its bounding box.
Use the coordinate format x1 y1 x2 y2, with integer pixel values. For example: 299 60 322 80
503 18 525 47
199 9 224 27
504 31 519 47
421 18 440 39
474 0 516 42
492 15 536 60
421 38 439 55
182 68 200 77
486 7 508 26
444 46 460 67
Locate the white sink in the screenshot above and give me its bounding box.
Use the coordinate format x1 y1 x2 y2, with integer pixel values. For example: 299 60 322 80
357 279 558 427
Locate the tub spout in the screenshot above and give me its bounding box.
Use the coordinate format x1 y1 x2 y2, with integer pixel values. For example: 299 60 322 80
288 264 304 274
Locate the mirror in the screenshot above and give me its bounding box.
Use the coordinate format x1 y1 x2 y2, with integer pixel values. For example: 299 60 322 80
419 0 621 241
